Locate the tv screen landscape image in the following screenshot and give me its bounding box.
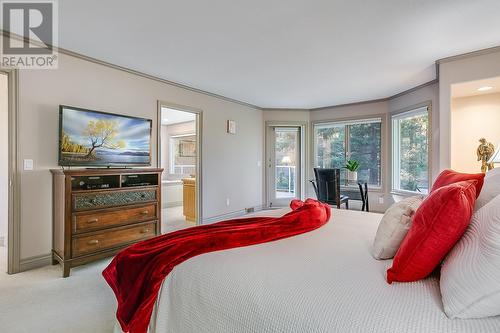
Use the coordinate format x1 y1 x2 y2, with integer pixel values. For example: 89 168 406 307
59 106 152 166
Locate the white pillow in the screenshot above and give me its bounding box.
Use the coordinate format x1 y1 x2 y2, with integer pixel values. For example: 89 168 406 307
372 196 423 260
475 169 500 211
485 167 500 179
440 194 500 319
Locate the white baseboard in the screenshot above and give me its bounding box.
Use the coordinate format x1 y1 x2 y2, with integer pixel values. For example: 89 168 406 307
19 253 52 272
202 205 264 224
163 201 183 209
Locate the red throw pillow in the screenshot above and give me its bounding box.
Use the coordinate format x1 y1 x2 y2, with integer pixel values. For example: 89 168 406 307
387 180 477 284
431 169 484 198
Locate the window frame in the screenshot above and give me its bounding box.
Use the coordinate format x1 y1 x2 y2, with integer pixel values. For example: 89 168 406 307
390 102 432 195
312 116 384 190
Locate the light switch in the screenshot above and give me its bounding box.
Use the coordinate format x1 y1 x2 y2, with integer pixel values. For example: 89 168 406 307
23 159 34 171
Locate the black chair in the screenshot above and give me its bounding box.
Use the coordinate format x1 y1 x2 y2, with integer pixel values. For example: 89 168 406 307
358 182 369 212
310 168 349 209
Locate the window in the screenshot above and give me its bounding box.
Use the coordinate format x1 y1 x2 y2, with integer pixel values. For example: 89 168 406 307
314 118 382 187
392 106 429 194
169 134 196 176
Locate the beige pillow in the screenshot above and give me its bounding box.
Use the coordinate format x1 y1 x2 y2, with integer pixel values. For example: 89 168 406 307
372 196 423 260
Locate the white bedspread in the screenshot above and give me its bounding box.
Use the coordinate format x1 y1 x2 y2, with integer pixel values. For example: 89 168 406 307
115 208 500 333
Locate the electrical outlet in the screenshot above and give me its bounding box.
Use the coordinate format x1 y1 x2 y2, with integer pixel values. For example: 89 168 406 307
378 196 384 204
226 198 230 207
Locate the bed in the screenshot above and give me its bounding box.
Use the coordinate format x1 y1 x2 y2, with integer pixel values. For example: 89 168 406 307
113 208 500 333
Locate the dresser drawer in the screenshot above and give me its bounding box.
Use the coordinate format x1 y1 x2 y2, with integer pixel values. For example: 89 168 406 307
73 204 157 233
73 189 156 211
72 222 156 257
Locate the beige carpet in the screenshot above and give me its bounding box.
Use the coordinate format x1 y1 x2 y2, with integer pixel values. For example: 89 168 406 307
0 206 261 332
0 207 193 333
0 246 117 333
163 205 194 233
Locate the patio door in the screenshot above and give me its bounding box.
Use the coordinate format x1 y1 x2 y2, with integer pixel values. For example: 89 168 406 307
266 126 302 207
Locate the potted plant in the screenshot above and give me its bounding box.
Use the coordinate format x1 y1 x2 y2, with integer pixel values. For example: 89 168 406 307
344 160 360 183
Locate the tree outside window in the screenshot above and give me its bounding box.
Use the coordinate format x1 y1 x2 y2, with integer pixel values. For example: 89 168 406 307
392 107 429 193
314 119 382 187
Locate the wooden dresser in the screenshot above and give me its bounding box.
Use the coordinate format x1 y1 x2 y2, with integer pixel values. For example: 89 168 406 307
182 177 196 223
50 168 163 277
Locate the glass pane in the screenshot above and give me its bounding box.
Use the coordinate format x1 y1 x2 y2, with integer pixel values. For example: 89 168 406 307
348 122 382 187
314 125 346 183
275 128 298 199
397 113 429 193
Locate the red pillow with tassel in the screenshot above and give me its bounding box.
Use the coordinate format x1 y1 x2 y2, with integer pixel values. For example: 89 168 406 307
431 169 484 198
387 180 477 284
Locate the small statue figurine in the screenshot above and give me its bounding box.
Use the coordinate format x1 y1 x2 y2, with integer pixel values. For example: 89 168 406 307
476 138 495 173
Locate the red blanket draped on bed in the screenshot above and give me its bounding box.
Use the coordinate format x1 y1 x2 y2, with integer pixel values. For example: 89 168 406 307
103 198 330 333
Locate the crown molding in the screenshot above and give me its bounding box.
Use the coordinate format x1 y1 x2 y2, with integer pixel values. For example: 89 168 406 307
388 79 438 100
0 29 263 111
436 45 500 65
309 79 439 112
310 97 389 112
3 29 498 112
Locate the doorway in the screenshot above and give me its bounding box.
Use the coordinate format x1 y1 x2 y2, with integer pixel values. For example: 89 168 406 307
450 77 500 173
0 73 7 271
158 102 202 233
266 123 306 207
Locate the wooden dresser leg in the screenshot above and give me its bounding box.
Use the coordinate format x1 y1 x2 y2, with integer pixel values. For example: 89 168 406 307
62 263 70 278
52 253 59 265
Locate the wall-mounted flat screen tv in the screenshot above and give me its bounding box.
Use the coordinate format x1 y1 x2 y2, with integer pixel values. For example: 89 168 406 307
59 105 152 166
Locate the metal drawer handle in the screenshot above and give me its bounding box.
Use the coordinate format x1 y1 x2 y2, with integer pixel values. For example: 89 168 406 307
140 210 149 215
87 239 99 245
140 228 151 234
87 218 99 224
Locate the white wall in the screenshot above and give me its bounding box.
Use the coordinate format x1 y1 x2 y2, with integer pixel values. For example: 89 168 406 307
439 49 500 171
0 73 7 247
451 93 500 173
18 53 264 260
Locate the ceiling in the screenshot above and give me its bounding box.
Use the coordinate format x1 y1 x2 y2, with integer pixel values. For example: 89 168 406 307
59 1 500 109
161 107 196 125
452 76 500 98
